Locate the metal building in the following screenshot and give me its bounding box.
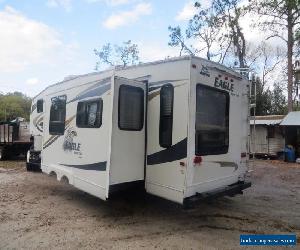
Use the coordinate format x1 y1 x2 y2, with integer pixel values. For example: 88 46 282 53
250 115 285 158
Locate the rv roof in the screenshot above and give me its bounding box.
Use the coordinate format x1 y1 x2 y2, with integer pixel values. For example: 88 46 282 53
33 55 245 99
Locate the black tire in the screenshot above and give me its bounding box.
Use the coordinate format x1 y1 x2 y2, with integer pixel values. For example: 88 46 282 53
26 162 41 172
26 162 33 171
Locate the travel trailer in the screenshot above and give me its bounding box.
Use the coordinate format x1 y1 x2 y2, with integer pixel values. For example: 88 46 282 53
27 56 251 206
0 118 31 160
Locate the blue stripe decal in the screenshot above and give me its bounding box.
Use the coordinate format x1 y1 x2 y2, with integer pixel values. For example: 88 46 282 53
68 79 111 104
147 138 187 165
148 79 187 92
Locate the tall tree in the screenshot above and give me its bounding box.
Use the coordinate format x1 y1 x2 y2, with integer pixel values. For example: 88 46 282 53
94 40 140 70
168 0 249 67
254 42 286 88
251 0 300 112
186 2 225 60
296 27 300 56
168 26 194 56
271 82 288 114
211 0 248 68
252 78 287 115
0 92 31 121
254 77 273 115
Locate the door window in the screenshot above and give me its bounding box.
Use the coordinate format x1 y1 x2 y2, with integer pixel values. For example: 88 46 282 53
118 85 144 131
49 95 66 135
159 84 174 148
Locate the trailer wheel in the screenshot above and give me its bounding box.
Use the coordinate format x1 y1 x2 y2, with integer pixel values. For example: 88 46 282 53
26 150 41 172
26 162 33 171
26 162 41 172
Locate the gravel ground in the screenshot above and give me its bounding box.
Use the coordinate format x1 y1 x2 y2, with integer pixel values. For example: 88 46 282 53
0 160 299 250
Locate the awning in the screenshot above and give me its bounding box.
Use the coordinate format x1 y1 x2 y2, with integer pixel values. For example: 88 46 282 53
280 111 300 126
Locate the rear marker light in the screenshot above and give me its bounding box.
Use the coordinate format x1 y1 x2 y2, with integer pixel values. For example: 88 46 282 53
193 156 202 165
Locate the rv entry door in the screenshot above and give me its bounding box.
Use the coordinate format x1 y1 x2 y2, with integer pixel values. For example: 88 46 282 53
109 76 147 186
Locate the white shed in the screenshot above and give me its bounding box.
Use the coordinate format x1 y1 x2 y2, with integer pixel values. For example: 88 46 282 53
250 115 285 157
280 111 300 158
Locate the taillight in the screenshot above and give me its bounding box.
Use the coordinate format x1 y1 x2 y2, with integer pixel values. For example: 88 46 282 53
241 152 247 158
193 156 202 164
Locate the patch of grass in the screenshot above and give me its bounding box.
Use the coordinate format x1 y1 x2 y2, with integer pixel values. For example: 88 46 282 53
0 160 25 170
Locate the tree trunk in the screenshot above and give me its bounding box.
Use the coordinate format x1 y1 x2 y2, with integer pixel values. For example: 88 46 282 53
287 7 294 112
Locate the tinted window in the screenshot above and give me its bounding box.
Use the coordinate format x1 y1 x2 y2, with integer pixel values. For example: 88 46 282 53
76 99 103 128
195 84 229 155
159 84 174 148
118 85 144 131
37 99 43 113
49 95 66 135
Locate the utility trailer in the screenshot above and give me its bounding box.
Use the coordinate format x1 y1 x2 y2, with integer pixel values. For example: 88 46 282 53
28 56 251 206
0 119 32 160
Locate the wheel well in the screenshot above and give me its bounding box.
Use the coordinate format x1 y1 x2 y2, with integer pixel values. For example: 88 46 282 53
60 175 69 184
49 171 57 178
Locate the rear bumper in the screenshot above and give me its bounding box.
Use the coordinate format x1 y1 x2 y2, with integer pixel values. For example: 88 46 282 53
183 181 251 208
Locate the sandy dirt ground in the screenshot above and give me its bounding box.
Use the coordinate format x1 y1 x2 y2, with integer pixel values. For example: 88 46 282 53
0 160 299 250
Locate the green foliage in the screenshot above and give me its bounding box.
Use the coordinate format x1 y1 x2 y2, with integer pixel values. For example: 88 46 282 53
115 40 139 66
252 0 300 40
251 0 300 110
211 0 248 67
296 27 300 56
0 92 32 121
94 43 113 68
296 27 300 41
271 83 288 114
168 0 249 66
254 78 273 115
94 40 139 70
168 26 194 56
186 2 224 60
254 79 288 115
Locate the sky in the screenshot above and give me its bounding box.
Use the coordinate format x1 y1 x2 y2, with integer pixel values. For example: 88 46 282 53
0 0 283 97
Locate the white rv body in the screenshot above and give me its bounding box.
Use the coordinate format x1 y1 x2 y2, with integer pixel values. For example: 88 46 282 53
29 56 250 205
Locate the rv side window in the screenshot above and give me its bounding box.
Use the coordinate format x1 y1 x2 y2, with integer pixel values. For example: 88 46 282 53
76 99 103 128
37 99 43 113
195 84 229 155
159 84 174 148
49 95 66 135
118 85 144 131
